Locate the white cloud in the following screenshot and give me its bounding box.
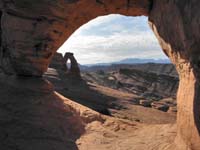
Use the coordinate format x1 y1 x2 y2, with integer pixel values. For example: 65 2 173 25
58 15 167 64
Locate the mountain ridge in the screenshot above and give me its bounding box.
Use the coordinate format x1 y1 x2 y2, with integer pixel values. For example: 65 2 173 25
83 58 171 67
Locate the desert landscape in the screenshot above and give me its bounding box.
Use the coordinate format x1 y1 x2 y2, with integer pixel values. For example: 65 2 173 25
47 52 178 124
0 0 200 150
0 55 178 150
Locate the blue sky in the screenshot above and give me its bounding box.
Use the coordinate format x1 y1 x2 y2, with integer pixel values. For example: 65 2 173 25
58 14 168 64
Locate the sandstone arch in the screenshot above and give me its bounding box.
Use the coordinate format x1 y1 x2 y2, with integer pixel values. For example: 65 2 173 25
0 0 199 149
64 52 80 77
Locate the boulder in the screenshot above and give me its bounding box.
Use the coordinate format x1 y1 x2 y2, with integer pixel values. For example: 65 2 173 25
139 99 152 107
151 102 169 112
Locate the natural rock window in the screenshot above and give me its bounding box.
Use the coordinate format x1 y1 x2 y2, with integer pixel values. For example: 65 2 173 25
0 0 199 149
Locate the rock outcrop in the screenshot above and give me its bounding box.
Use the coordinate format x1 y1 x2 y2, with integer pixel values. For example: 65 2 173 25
151 101 169 112
49 52 81 77
0 0 199 149
0 0 151 76
149 0 200 149
83 67 179 99
139 99 152 107
64 52 80 77
81 63 178 77
49 52 65 70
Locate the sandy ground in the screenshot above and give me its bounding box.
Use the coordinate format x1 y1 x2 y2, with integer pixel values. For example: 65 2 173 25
59 92 177 150
0 72 177 150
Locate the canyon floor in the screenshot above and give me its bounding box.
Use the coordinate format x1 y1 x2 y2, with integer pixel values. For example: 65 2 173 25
0 74 177 150
0 64 178 150
45 64 177 124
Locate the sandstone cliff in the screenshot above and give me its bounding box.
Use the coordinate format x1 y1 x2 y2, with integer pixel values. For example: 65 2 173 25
0 0 199 149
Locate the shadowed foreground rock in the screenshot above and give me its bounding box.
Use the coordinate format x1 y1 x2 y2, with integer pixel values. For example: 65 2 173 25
0 76 85 150
49 52 65 70
0 0 200 149
0 75 177 150
0 75 112 150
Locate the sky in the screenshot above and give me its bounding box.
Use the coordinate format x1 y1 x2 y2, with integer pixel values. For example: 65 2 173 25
58 14 168 65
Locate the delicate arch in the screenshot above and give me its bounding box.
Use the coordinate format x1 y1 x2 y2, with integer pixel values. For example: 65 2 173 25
64 52 80 77
0 0 199 149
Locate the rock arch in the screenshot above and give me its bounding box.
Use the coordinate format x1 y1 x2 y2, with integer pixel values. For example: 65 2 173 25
64 52 80 77
0 0 199 149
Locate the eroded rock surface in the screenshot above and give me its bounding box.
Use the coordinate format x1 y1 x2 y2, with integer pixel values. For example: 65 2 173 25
64 52 80 77
82 67 178 99
0 0 151 76
149 0 200 149
49 52 81 77
0 0 199 149
0 75 177 150
49 52 65 70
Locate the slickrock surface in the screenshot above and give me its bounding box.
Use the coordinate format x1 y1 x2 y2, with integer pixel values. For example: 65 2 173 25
0 75 176 150
0 0 199 149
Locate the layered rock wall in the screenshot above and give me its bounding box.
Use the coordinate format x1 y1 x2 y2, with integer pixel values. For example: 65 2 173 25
149 0 200 149
0 0 151 76
0 0 199 149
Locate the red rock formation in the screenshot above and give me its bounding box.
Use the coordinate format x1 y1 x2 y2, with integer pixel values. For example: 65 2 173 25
49 52 65 70
49 52 81 77
0 0 151 76
149 0 200 149
0 0 199 149
64 52 80 77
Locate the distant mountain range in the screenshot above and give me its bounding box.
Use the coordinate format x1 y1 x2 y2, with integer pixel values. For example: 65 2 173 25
84 58 171 67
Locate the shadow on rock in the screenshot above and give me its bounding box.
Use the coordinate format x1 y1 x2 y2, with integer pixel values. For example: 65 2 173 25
44 69 124 116
0 75 86 150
